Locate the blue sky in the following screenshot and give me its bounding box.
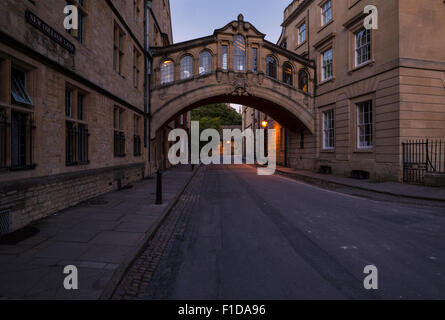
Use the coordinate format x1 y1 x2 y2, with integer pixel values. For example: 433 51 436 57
170 0 290 44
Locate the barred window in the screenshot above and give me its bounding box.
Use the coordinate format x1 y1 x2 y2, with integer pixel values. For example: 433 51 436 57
283 62 293 86
66 122 89 165
114 107 126 157
11 112 34 169
355 28 371 66
161 59 174 85
357 101 373 148
266 56 277 79
199 51 211 75
134 115 142 157
323 110 335 149
180 56 193 80
234 35 246 71
66 86 89 166
321 48 333 81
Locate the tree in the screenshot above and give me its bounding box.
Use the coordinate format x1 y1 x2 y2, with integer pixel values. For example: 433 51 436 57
191 104 241 127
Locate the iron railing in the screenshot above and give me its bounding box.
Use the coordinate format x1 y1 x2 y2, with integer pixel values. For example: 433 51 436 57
402 139 445 184
0 113 36 171
134 135 142 157
114 131 126 157
66 123 89 166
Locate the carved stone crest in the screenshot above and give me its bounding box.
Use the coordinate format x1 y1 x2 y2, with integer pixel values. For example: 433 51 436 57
232 73 249 96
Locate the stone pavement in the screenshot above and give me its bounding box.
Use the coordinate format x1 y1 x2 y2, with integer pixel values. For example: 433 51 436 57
274 166 445 202
0 165 196 300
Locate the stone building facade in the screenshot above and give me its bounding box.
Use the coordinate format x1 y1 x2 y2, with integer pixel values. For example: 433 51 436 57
0 0 183 234
244 0 445 181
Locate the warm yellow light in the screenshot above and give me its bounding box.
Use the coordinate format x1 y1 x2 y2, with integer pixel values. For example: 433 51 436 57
261 121 268 128
226 140 231 144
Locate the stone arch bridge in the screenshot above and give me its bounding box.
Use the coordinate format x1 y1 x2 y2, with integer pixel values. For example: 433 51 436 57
150 14 315 138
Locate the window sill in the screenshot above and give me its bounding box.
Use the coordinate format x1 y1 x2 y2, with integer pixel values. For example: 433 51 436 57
295 40 307 51
9 164 37 171
318 77 335 86
321 148 335 153
348 60 375 74
354 147 374 153
114 155 126 158
317 19 334 33
66 161 90 167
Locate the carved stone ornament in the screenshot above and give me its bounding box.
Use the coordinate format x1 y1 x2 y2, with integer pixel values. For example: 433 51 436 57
232 73 249 96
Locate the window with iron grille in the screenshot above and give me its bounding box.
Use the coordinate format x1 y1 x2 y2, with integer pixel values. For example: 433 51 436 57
114 107 126 157
114 131 126 157
65 86 89 166
10 112 35 170
134 115 141 157
66 122 89 165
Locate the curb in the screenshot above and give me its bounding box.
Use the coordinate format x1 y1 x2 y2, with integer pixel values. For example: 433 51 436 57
99 165 200 300
273 168 445 203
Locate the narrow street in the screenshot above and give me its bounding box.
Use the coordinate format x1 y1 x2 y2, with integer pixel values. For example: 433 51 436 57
114 164 445 300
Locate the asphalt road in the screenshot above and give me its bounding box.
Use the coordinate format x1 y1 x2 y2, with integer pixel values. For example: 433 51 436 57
142 164 445 300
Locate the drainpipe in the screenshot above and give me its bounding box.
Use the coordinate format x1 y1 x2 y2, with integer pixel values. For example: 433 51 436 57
144 0 152 162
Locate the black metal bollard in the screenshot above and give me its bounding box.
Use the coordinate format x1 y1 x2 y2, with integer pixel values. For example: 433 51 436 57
191 164 195 171
155 169 163 205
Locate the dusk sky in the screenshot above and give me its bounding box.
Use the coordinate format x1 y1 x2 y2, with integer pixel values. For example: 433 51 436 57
170 0 290 44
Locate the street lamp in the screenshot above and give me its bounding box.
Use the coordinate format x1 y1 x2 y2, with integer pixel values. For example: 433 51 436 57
261 120 268 128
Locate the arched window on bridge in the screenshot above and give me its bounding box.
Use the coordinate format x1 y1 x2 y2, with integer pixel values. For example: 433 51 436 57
234 35 246 71
160 59 174 85
180 56 193 80
283 62 293 86
199 51 212 75
266 56 277 79
298 69 309 93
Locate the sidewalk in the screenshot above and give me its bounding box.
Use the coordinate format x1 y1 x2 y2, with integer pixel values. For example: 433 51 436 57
0 165 196 300
274 165 445 202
